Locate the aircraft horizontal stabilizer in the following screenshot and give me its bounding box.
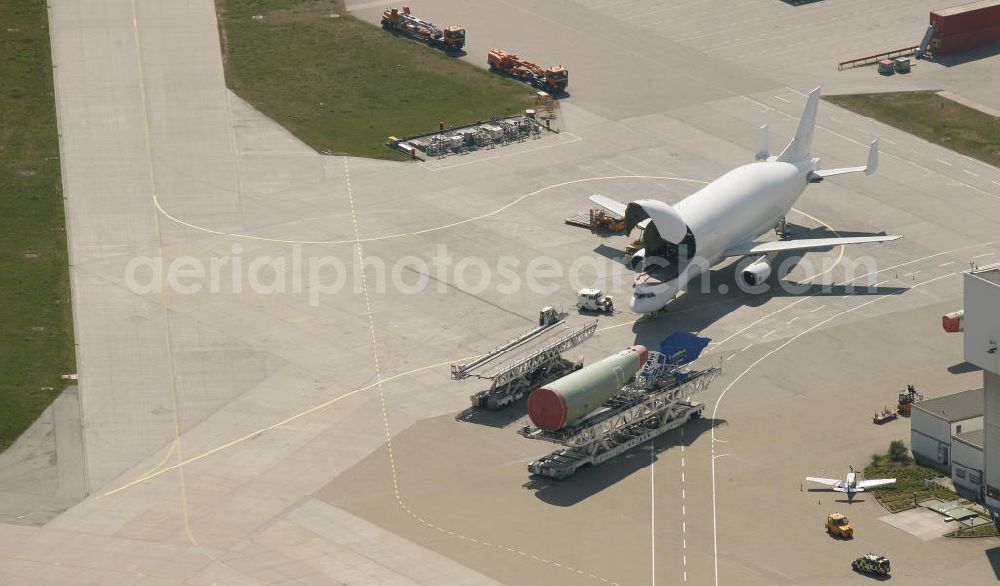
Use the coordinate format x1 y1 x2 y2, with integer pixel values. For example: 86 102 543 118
722 235 901 257
809 139 879 181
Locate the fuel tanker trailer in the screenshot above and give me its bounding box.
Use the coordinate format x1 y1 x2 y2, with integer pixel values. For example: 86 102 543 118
527 345 648 430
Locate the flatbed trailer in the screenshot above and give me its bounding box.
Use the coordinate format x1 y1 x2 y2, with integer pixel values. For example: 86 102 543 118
526 401 704 479
452 310 597 410
520 362 718 479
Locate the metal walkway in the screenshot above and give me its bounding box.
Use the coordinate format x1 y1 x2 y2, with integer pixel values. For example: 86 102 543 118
453 315 598 410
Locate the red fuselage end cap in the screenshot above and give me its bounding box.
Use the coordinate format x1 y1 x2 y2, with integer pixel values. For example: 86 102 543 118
528 387 568 430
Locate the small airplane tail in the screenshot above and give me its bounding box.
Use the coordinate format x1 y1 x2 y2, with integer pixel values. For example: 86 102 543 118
776 87 821 163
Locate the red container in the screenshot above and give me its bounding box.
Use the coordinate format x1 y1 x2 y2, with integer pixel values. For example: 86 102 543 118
931 1 1000 36
932 26 1000 53
942 310 964 333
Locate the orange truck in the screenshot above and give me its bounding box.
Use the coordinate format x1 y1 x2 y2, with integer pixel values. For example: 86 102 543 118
381 6 465 52
487 48 568 93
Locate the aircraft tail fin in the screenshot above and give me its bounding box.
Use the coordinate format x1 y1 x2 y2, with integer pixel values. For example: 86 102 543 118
777 87 821 163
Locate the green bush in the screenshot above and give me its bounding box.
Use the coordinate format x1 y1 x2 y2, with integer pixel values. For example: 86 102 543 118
889 439 910 463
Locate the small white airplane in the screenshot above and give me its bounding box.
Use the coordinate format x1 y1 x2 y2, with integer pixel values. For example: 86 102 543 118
590 87 902 314
806 466 896 502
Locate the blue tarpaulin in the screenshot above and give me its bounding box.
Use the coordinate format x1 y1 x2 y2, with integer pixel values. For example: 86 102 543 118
655 332 711 367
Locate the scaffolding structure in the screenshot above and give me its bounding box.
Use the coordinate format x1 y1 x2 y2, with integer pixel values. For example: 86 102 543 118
452 315 597 410
519 342 719 479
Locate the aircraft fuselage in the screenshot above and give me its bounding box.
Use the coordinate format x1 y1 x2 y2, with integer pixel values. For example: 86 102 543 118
630 158 815 313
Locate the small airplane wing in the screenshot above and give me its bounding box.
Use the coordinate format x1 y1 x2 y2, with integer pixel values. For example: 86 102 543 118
722 235 901 257
805 477 844 488
857 478 896 490
588 194 627 218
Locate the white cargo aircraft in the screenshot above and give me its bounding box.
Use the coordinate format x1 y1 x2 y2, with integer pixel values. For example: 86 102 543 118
806 466 896 502
591 87 902 314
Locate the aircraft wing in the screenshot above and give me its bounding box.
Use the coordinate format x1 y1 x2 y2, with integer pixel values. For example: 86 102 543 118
857 478 896 490
588 194 627 218
805 477 844 488
722 235 901 257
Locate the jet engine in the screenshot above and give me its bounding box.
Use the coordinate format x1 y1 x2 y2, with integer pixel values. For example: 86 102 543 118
741 255 772 287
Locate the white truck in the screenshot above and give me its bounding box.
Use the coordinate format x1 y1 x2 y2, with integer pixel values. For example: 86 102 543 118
577 288 614 314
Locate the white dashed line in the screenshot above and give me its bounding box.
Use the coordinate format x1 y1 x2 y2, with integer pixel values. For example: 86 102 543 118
882 137 896 145
964 169 980 177
762 330 775 338
939 261 955 267
741 344 753 352
992 180 1000 187
973 252 996 259
680 424 688 582
786 317 799 325
651 437 656 586
937 159 953 166
810 305 826 312
351 156 620 586
774 95 790 103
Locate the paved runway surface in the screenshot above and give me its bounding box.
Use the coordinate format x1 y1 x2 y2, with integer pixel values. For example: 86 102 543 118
2 0 999 584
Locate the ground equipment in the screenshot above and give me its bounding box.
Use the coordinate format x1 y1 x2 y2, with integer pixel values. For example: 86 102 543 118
564 208 625 233
825 513 854 538
897 384 924 416
381 6 465 52
943 309 964 332
852 553 890 576
487 48 568 93
577 288 613 314
451 308 597 410
520 332 718 479
873 406 898 424
625 238 643 259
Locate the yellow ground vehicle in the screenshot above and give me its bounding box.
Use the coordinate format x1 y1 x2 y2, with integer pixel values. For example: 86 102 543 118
825 513 853 538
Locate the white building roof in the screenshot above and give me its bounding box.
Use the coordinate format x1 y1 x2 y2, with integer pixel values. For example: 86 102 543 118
913 388 983 423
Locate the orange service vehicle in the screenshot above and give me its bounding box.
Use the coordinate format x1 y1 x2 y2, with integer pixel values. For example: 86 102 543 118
381 6 465 52
487 48 568 93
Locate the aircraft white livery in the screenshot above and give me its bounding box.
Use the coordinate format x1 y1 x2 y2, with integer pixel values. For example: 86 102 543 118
806 466 896 502
591 87 902 314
